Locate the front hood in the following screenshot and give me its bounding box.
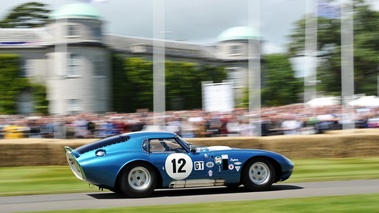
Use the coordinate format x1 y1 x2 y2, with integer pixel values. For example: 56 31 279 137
207 146 232 151
196 146 232 152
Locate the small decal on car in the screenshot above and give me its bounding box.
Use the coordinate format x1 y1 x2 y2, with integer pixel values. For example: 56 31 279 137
206 162 214 168
208 170 213 177
165 153 193 180
235 166 241 172
228 164 234 170
230 158 239 162
194 161 204 170
234 162 242 166
215 156 222 165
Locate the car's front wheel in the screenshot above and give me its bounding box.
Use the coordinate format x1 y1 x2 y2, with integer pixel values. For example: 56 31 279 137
119 162 157 197
242 158 275 191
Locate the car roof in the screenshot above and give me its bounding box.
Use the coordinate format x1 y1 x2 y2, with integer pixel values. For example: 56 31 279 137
122 131 178 138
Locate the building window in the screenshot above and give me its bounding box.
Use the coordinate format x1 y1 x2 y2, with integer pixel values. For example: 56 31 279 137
67 25 79 37
95 99 106 113
230 45 243 56
17 89 33 114
130 44 147 53
94 54 105 76
227 67 241 88
67 53 81 77
19 58 28 77
229 68 237 87
92 27 102 39
67 99 80 114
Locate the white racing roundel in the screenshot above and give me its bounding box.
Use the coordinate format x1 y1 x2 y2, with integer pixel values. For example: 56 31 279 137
165 153 193 180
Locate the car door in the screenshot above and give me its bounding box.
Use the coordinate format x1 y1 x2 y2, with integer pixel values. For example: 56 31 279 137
196 149 244 180
147 138 209 183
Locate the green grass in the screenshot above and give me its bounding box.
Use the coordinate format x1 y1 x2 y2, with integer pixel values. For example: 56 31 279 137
0 166 90 196
1 157 379 197
3 158 379 213
290 158 379 182
20 194 379 213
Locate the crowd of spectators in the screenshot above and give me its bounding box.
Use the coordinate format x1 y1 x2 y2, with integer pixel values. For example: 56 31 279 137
1 104 379 139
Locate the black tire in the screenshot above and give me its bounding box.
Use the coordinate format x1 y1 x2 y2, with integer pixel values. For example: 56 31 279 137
119 162 157 198
242 158 276 191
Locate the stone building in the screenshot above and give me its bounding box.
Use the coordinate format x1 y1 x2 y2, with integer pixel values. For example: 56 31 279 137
0 2 261 114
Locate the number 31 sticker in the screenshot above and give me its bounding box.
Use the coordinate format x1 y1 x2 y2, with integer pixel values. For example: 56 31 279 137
165 153 193 180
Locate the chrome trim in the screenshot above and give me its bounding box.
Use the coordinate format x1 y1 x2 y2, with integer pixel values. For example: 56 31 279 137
65 146 85 180
169 179 225 188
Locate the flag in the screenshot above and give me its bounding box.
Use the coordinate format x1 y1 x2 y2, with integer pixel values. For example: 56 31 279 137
317 0 340 19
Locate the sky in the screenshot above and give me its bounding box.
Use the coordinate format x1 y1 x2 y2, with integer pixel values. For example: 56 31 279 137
1 0 379 76
0 0 310 54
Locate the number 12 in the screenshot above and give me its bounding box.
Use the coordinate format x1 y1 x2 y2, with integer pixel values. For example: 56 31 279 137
171 158 186 173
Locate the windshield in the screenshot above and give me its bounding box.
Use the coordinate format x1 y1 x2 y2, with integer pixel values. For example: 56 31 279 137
175 135 193 150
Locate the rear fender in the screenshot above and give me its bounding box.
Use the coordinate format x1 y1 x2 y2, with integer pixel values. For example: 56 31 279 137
113 160 163 191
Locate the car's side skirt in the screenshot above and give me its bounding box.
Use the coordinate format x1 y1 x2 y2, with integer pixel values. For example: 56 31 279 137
169 179 225 188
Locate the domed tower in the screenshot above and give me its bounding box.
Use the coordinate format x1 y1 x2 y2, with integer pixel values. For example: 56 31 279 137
216 26 261 105
217 26 260 59
46 2 111 114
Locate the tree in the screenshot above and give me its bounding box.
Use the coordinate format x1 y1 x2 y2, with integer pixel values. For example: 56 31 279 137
31 83 48 115
262 54 303 106
288 0 379 96
123 57 154 112
239 54 303 107
165 61 198 110
111 57 227 112
194 64 228 108
0 2 51 28
0 54 31 114
111 54 128 113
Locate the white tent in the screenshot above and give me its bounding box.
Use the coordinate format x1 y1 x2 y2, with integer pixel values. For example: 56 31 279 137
348 96 379 107
305 96 340 107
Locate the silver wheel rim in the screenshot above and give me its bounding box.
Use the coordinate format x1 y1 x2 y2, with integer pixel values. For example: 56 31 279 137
128 166 151 190
248 162 270 185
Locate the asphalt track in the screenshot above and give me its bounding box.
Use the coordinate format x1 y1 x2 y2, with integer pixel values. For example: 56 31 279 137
1 180 379 213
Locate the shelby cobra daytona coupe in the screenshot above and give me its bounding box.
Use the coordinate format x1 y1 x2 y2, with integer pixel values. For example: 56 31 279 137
65 131 294 197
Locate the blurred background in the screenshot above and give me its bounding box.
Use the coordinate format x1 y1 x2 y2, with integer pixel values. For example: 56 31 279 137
0 0 379 139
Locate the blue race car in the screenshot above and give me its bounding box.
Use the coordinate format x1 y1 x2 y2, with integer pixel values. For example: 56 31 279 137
65 131 294 197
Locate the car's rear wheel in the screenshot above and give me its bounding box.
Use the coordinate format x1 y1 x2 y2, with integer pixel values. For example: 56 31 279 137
242 158 275 191
119 162 157 197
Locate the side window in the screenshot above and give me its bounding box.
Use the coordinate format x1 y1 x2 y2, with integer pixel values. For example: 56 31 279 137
162 139 184 152
147 138 186 153
142 139 148 152
149 139 165 153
